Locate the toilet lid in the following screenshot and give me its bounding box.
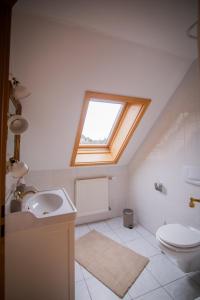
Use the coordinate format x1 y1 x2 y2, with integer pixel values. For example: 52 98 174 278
157 224 200 248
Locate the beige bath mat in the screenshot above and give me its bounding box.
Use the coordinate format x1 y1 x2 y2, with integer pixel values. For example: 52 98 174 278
75 230 149 298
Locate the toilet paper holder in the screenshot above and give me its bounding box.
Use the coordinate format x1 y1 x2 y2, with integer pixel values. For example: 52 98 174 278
154 182 163 192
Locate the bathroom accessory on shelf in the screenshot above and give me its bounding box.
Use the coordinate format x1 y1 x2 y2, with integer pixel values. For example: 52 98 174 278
183 166 200 186
11 76 31 100
8 76 30 135
189 197 200 208
8 114 29 134
6 158 29 178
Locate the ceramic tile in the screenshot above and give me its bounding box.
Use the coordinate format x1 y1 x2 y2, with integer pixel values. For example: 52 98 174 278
146 254 185 285
164 276 200 300
134 225 161 250
88 221 112 233
189 271 200 287
113 227 141 243
75 224 90 239
106 217 124 230
75 262 84 282
76 280 91 300
101 230 122 243
144 235 160 249
134 287 172 300
76 220 197 300
163 252 179 266
81 266 94 280
134 225 154 238
128 269 160 299
86 276 131 300
126 237 161 258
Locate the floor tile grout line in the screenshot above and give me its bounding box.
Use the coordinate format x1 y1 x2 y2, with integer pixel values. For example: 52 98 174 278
145 267 163 287
134 223 155 236
161 252 179 266
77 219 159 251
84 218 140 241
162 285 176 300
106 220 146 244
123 241 161 259
158 249 187 269
161 272 194 287
87 219 111 231
75 261 85 284
78 262 93 300
146 263 187 290
161 274 200 300
189 274 200 287
138 235 160 249
106 219 161 249
146 251 187 276
77 268 177 300
75 277 85 283
160 274 187 289
134 226 161 250
131 285 173 300
83 277 93 300
104 219 125 242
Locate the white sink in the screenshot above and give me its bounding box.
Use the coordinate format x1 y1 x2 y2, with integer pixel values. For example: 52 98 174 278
6 188 77 233
23 189 76 219
25 192 62 216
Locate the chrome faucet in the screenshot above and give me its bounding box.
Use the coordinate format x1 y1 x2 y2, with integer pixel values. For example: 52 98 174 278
14 183 37 200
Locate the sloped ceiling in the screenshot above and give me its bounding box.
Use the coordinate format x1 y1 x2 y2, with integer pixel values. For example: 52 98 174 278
11 0 198 170
15 0 197 59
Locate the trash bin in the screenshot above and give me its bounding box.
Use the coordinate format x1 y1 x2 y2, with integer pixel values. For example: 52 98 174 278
123 208 134 229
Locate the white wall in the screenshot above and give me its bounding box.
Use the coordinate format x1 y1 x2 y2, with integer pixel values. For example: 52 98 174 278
9 11 196 225
10 12 192 170
25 165 129 223
128 61 200 234
10 12 138 222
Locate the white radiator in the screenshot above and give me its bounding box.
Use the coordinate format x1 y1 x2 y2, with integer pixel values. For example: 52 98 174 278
75 177 109 217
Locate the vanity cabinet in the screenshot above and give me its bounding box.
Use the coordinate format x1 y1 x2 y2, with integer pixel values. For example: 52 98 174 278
5 189 76 300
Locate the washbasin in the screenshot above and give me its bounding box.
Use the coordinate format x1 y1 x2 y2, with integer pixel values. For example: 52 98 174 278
23 188 76 219
26 193 63 216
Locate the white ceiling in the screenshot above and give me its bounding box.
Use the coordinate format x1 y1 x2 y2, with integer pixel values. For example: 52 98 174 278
15 0 198 60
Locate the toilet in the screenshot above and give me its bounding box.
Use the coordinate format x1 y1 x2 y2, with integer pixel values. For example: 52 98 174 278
156 224 200 272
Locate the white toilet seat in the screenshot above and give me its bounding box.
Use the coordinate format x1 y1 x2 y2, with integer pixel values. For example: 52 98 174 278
157 235 200 253
156 224 200 253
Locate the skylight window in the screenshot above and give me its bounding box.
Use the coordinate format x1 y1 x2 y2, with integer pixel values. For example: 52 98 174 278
80 100 123 145
71 91 151 166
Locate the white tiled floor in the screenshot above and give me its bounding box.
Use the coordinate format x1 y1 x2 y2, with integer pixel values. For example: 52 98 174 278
75 217 200 300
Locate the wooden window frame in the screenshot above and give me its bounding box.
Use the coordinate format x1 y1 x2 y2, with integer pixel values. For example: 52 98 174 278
70 91 151 166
